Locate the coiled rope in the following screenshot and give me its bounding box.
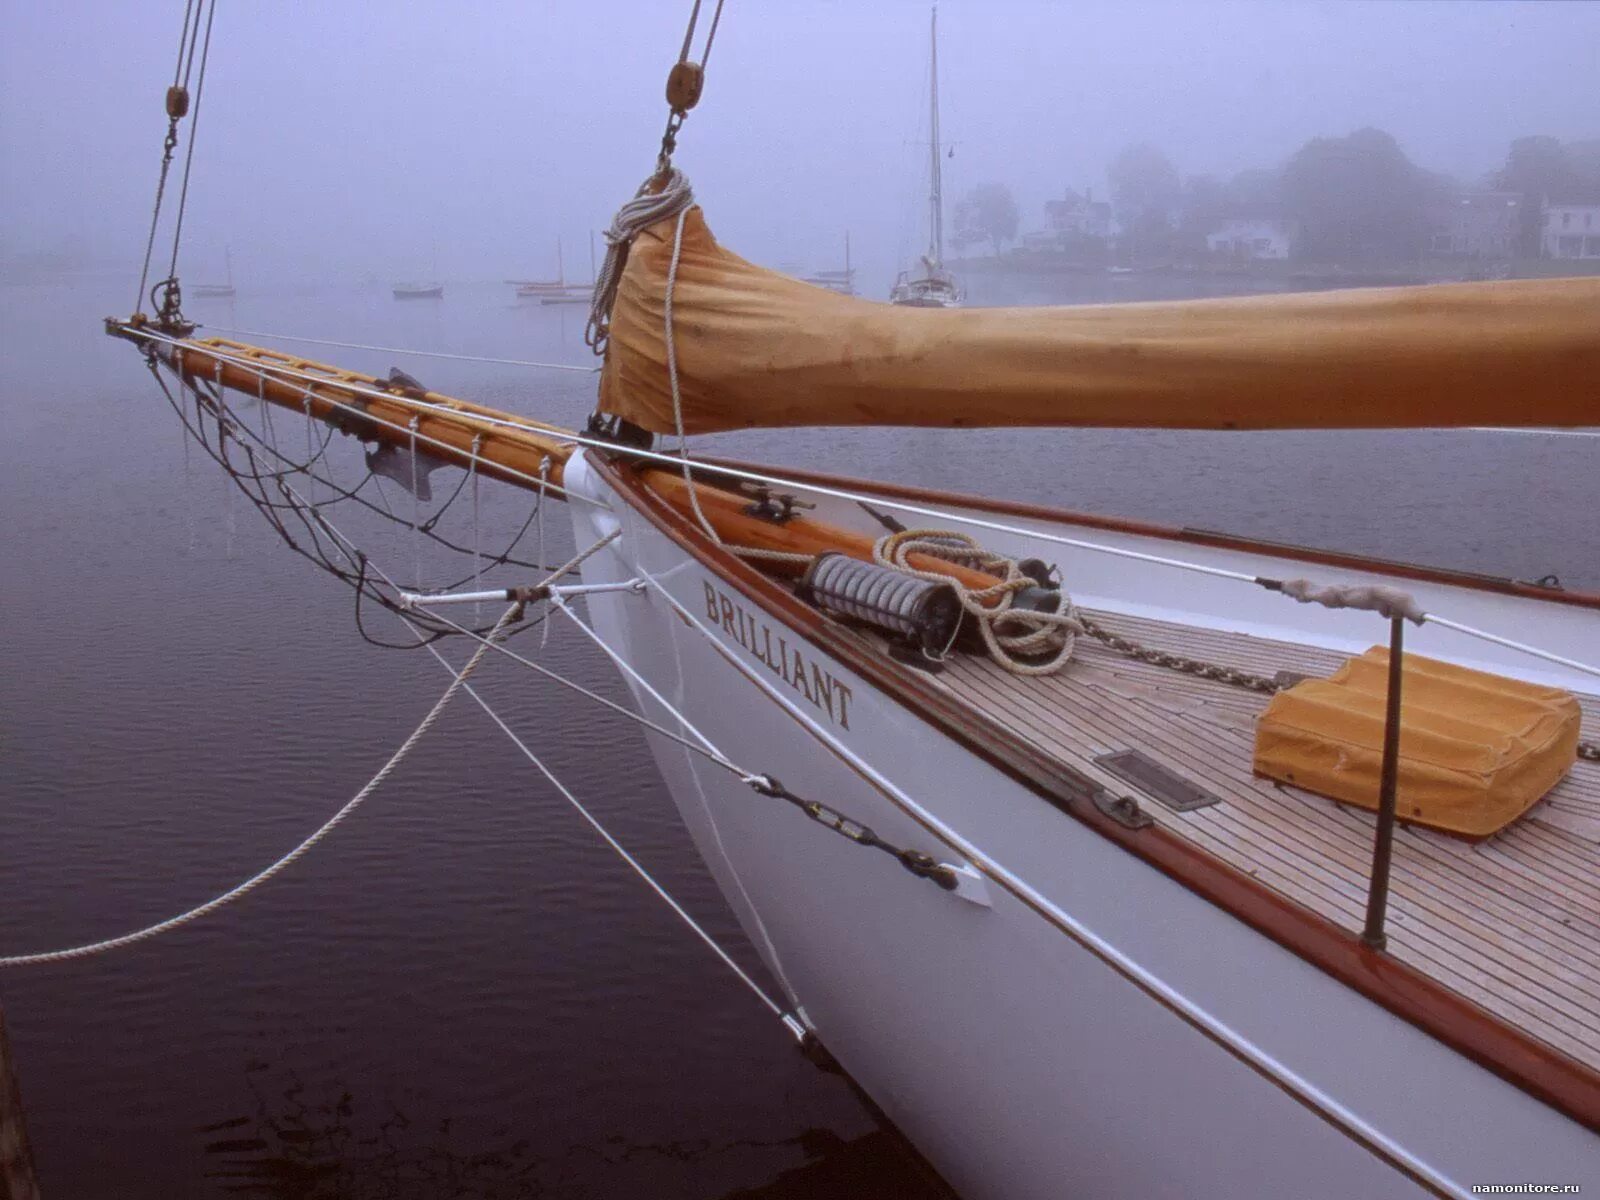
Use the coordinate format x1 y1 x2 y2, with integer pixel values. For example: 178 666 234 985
586 168 696 355
0 604 519 967
874 529 1082 676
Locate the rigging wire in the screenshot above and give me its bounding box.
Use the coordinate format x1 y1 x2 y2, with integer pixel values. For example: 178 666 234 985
402 614 797 1031
147 362 544 645
165 0 217 288
124 326 1596 681
135 0 202 313
163 357 564 579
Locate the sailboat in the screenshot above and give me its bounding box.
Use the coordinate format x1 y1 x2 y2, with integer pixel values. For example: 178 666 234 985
890 7 961 308
514 236 594 302
81 2 1600 1197
801 232 858 296
539 233 600 305
191 246 235 298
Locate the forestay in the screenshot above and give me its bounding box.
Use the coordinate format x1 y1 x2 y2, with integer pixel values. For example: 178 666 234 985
597 207 1600 435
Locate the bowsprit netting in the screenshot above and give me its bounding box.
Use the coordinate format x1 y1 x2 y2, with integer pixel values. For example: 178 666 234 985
145 354 560 650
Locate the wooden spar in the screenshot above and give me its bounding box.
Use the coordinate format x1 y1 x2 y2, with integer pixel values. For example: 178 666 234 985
642 468 1007 591
158 337 577 493
142 333 1007 593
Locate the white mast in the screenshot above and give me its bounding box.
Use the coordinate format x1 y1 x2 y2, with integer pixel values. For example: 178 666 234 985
927 4 944 269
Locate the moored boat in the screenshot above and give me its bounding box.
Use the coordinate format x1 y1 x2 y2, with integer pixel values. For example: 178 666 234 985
891 7 961 308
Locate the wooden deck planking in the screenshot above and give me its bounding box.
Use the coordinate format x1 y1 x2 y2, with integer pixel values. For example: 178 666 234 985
930 609 1600 1072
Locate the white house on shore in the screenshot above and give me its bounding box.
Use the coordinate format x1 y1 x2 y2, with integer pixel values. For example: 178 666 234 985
1018 188 1113 253
1205 217 1299 260
1543 201 1600 260
1429 191 1522 258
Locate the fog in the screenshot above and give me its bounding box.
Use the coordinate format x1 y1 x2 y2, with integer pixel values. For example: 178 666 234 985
3 1 1597 291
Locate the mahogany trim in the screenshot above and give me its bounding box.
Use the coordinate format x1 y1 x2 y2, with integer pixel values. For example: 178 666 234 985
593 452 1600 1134
709 458 1600 611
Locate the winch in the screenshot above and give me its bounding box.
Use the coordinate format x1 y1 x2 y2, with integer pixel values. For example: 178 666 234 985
798 553 963 661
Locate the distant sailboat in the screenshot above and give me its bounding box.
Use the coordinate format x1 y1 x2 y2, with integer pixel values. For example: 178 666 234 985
890 6 961 308
802 232 858 296
516 235 596 303
518 233 601 302
192 246 236 298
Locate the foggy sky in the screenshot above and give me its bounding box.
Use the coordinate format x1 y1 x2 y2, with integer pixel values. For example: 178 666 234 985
3 1 1597 289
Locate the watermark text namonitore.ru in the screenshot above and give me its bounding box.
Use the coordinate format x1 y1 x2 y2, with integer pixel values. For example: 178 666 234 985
1471 1186 1581 1195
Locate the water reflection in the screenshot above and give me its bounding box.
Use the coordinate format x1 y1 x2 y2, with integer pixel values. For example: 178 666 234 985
197 1061 953 1199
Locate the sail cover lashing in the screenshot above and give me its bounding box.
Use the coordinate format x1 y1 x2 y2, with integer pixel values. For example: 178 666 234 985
597 208 1600 434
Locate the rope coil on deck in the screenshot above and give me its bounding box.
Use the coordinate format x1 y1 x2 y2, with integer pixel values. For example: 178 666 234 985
874 528 1082 676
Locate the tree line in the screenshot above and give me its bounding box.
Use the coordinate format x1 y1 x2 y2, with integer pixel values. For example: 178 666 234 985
955 132 1600 264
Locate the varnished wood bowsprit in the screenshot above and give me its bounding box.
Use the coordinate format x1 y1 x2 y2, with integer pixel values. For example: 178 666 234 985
132 330 1012 595
155 337 577 495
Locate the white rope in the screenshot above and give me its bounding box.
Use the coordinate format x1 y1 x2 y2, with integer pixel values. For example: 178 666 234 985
587 168 695 354
0 604 520 967
655 200 810 568
665 206 723 545
200 326 600 374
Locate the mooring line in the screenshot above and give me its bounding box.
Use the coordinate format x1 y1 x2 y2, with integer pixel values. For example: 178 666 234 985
0 605 520 967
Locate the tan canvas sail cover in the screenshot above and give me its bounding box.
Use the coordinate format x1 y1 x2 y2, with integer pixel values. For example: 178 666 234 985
1253 647 1580 839
598 208 1600 434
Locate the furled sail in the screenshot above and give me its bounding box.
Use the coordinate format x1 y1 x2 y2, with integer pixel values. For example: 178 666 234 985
598 208 1600 434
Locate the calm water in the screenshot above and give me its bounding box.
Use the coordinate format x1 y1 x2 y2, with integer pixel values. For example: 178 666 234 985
1 271 1595 1199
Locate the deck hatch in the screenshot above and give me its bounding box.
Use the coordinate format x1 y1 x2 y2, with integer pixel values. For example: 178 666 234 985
1093 750 1220 813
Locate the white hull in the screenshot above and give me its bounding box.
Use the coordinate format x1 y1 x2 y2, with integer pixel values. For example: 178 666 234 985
563 452 1597 1198
890 273 962 308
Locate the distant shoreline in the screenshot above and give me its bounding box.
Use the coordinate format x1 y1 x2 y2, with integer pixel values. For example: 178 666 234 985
954 253 1600 287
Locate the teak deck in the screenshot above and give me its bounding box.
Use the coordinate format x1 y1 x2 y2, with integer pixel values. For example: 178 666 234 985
928 609 1600 1076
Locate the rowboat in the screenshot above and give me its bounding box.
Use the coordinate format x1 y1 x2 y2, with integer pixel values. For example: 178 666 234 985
82 2 1600 1196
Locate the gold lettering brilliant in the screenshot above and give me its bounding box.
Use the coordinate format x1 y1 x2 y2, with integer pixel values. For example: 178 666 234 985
700 581 856 730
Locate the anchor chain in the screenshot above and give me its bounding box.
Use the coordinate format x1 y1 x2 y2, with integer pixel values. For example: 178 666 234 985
1078 616 1283 694
745 775 958 892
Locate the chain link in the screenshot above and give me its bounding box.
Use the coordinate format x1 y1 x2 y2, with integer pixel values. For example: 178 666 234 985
1078 616 1282 694
1080 620 1600 767
747 776 958 891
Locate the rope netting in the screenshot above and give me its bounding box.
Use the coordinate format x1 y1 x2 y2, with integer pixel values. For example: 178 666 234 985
145 356 559 650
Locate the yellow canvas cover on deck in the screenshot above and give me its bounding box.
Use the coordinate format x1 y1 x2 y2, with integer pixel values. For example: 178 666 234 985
1253 648 1580 839
597 207 1600 435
